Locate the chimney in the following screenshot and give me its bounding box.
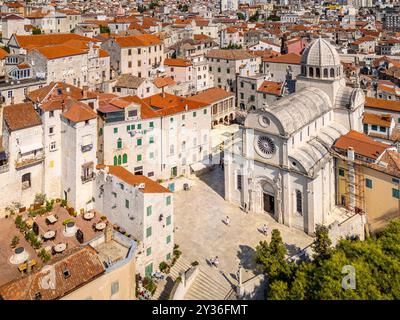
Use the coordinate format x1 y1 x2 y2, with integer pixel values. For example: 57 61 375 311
347 147 355 161
66 87 71 93
105 224 113 243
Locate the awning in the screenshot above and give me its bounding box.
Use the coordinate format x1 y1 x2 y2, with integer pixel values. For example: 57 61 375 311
190 162 207 172
19 142 43 155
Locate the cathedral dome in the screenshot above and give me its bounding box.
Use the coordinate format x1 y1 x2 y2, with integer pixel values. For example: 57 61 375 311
301 38 340 67
300 38 342 79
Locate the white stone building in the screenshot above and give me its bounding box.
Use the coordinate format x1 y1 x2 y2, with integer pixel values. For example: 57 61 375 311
225 38 366 236
94 165 174 277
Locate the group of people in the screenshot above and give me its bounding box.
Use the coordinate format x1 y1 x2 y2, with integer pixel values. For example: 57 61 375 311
210 256 220 267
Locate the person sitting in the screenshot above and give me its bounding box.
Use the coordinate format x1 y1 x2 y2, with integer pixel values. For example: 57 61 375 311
224 216 230 226
213 256 219 267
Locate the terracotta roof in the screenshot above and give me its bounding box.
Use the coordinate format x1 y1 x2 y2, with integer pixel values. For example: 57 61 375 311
377 150 400 178
14 34 99 50
257 80 283 96
334 130 388 160
190 87 234 104
114 34 161 48
193 34 212 41
163 58 192 67
143 93 209 117
0 48 9 60
0 246 104 300
115 74 145 89
365 97 400 112
33 45 86 60
363 112 392 127
3 102 41 131
96 165 170 193
62 99 97 123
205 49 255 60
262 53 301 64
153 76 176 88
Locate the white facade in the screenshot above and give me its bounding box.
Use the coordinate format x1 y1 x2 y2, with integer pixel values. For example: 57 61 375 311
225 39 366 235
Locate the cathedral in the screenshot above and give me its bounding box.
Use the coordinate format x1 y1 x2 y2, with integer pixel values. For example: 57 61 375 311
224 38 366 235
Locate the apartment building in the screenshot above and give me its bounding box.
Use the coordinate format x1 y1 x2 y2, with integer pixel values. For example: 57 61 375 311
333 130 400 233
262 53 302 82
102 34 164 78
95 165 173 277
27 42 110 90
97 93 212 187
206 49 260 92
236 73 269 111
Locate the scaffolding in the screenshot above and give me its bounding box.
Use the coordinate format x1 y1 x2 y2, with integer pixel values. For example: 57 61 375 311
338 156 366 214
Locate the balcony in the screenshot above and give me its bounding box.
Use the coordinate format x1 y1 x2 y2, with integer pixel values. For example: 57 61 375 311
81 172 95 183
15 154 45 169
81 144 93 153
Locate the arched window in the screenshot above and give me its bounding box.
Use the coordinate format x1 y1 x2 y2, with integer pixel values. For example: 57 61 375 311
118 155 122 165
117 138 122 149
113 156 118 165
122 153 128 164
323 68 328 78
309 67 314 77
330 68 335 77
316 67 320 78
296 190 302 214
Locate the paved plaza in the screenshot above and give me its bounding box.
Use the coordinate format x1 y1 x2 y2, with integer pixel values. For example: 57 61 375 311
173 167 314 286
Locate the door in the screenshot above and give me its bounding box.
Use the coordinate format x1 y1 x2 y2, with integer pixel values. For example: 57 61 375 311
145 263 153 278
263 193 275 215
171 166 177 177
168 183 175 192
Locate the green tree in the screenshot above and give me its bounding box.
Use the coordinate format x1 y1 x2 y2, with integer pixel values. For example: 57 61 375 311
32 27 42 35
312 224 333 262
267 15 280 22
100 25 110 34
237 12 245 20
268 280 289 300
249 10 260 22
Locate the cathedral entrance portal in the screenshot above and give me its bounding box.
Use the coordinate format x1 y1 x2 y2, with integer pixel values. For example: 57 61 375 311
263 193 275 215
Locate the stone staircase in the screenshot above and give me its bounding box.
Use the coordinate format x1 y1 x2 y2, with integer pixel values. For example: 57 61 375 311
152 256 234 300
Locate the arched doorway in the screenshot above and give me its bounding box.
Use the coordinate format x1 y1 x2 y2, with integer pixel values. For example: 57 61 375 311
262 181 275 216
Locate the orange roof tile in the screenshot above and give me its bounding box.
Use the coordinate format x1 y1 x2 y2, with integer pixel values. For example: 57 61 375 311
14 34 99 50
3 102 41 131
96 165 170 193
190 87 234 104
153 76 176 88
262 53 301 64
363 112 392 127
334 130 388 160
114 34 161 48
163 58 192 67
62 99 97 123
257 80 283 96
365 97 400 112
33 45 86 59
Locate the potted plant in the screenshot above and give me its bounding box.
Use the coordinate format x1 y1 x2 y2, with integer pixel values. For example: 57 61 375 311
11 235 19 248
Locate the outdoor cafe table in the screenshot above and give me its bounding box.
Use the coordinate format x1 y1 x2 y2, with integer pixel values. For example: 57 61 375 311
46 215 58 224
95 222 106 231
83 212 95 220
43 230 56 240
54 243 67 253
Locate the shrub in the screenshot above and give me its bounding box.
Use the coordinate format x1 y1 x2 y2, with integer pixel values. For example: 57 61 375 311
143 277 157 295
191 261 199 267
173 249 182 259
100 216 107 221
11 235 19 248
38 249 51 263
63 218 73 226
34 193 46 205
60 199 67 207
174 244 179 250
159 261 169 272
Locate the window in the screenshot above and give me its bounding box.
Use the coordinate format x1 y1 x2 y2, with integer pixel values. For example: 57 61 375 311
392 188 400 199
166 235 171 244
137 124 142 130
114 156 118 165
128 49 132 56
149 121 154 128
146 206 152 216
146 227 152 237
117 138 122 149
166 253 171 260
379 126 386 132
50 141 56 151
149 136 154 144
371 125 378 131
137 154 142 161
237 174 242 190
123 154 128 164
125 199 129 209
118 155 122 165
170 117 174 123
128 110 137 118
111 281 119 296
146 247 152 256
170 145 174 155
166 195 171 206
392 178 400 184
49 111 54 118
149 152 154 159
49 127 54 135
296 190 302 214
114 128 118 134
339 168 345 177
166 215 171 226
137 138 142 146
366 178 373 189
193 111 197 117
203 109 207 115
22 173 31 189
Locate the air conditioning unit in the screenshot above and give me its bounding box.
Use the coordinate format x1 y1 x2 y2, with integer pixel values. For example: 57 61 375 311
138 183 145 189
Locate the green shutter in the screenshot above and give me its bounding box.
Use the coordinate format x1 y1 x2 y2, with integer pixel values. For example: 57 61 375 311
137 124 142 129
166 215 171 226
392 188 400 199
166 235 171 244
149 136 154 144
137 154 142 161
146 206 152 216
149 121 154 128
114 127 118 133
123 153 128 163
146 247 152 256
137 138 142 146
125 199 129 208
146 227 152 238
166 195 171 205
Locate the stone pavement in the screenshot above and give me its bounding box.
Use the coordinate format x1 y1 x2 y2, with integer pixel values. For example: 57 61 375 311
173 167 314 288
